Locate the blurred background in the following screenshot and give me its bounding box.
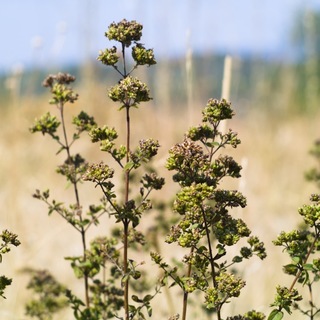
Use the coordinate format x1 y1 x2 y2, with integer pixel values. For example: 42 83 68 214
1 1 320 319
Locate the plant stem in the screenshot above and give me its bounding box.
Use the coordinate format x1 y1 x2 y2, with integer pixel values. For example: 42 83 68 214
182 247 194 320
123 104 131 320
201 206 222 320
308 283 314 320
123 220 129 320
289 230 319 292
80 228 89 307
59 102 90 308
59 104 80 205
201 207 217 288
122 43 127 77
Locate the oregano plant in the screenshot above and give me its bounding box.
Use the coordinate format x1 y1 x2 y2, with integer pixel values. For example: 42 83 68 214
29 71 121 319
28 18 274 320
85 18 164 320
151 98 267 320
29 19 163 320
268 140 320 320
24 269 68 319
0 229 20 299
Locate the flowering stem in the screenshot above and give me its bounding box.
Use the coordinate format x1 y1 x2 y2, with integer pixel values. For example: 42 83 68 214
58 102 90 308
122 43 127 77
123 220 129 320
123 103 131 320
201 207 217 287
182 247 193 320
201 206 221 320
289 229 319 292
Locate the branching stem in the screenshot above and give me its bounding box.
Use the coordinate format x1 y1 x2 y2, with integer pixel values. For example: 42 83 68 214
58 102 89 308
123 42 131 317
182 247 194 320
201 206 221 320
289 229 319 292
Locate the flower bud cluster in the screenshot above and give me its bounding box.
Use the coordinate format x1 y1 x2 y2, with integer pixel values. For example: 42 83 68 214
106 19 142 47
43 73 78 105
29 112 60 136
109 76 151 108
99 19 156 78
155 99 266 313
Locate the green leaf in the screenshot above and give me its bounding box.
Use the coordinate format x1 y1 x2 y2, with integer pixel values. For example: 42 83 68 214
122 274 129 285
143 294 153 302
268 309 284 320
205 141 220 148
132 295 142 303
189 223 199 230
283 263 298 275
124 161 134 171
301 270 310 286
232 255 243 263
147 304 152 316
292 256 301 264
303 263 314 271
72 266 83 279
283 305 291 314
0 276 12 298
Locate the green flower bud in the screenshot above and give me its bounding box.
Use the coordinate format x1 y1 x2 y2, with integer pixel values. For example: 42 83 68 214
106 19 142 47
108 76 151 108
29 112 60 136
203 98 235 123
97 46 119 66
132 43 156 66
42 73 78 105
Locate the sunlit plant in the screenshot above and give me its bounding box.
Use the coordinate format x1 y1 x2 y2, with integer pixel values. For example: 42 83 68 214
268 140 320 320
0 229 20 299
151 98 266 320
29 19 163 320
30 18 320 320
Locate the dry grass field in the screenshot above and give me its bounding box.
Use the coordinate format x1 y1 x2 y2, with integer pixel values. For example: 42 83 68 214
0 61 319 319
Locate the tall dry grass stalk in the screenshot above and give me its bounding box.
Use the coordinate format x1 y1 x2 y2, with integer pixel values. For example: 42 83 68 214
4 64 24 108
186 29 194 126
221 55 233 101
220 55 232 135
304 9 318 111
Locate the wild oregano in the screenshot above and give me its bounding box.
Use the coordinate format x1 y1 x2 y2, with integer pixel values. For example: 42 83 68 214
0 229 20 299
86 19 165 320
30 71 122 319
29 19 164 320
305 140 320 189
268 141 320 320
24 269 68 319
152 98 266 320
28 18 273 320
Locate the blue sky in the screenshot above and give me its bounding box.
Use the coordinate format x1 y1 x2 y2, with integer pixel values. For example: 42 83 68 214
1 0 320 74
